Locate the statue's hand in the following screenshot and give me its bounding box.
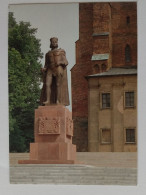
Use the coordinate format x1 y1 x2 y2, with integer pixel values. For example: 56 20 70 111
61 64 66 69
41 67 47 73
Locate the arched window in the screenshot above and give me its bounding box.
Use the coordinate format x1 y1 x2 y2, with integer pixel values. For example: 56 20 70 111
94 64 100 72
125 44 131 62
101 64 107 71
126 16 130 25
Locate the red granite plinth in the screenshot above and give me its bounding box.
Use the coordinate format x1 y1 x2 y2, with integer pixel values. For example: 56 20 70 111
18 105 76 164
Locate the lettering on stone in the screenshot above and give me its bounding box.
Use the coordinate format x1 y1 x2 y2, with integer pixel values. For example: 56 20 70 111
66 117 73 136
38 117 60 134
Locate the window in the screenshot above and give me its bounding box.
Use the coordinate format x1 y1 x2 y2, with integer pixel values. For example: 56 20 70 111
125 128 136 143
126 16 130 24
101 64 107 72
94 64 100 72
101 129 111 144
102 93 110 108
125 44 131 62
125 91 134 108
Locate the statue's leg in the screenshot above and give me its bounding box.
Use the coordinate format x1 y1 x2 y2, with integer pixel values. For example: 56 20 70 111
56 73 63 104
43 73 52 105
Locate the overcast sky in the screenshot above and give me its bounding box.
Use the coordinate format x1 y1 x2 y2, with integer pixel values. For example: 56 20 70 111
9 3 79 110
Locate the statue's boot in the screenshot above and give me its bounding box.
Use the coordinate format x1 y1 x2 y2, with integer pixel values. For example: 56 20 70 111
56 100 61 105
43 100 50 105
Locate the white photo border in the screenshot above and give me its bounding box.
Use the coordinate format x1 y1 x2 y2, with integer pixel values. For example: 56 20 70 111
0 0 145 194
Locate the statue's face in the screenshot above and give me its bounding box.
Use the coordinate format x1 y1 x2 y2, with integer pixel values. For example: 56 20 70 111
50 39 58 49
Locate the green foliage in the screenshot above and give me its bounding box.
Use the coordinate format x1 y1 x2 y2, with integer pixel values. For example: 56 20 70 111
9 12 43 152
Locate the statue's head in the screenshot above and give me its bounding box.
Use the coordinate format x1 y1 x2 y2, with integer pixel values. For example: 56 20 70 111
50 37 58 49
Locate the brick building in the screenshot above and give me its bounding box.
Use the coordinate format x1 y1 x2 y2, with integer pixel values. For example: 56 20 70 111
71 2 137 152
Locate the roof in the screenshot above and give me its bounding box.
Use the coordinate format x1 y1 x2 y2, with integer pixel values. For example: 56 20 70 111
91 53 109 61
87 67 137 78
92 32 109 36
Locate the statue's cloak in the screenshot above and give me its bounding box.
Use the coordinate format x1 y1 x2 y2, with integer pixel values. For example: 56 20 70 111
40 49 70 106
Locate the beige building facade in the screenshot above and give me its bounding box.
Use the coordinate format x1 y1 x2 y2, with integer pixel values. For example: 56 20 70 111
87 68 137 152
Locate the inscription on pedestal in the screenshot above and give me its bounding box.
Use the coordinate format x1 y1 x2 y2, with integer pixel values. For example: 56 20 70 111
38 117 60 134
66 117 73 136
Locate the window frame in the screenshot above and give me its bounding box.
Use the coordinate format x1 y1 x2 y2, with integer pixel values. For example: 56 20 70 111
124 127 136 144
124 91 135 109
100 128 112 144
126 16 130 25
125 44 131 63
101 63 107 72
94 64 100 72
100 92 111 109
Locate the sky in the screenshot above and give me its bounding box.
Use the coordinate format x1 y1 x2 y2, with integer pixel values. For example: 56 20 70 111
9 3 79 110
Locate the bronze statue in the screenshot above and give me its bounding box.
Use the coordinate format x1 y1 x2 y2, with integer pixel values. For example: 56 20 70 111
40 37 70 106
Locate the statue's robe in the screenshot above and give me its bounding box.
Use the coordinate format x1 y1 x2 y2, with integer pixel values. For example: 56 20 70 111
40 48 70 106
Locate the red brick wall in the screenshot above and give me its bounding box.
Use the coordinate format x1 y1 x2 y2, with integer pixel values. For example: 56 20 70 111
93 3 110 33
71 3 94 151
71 3 93 118
111 2 137 67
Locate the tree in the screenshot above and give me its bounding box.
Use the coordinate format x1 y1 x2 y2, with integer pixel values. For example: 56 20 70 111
9 12 43 152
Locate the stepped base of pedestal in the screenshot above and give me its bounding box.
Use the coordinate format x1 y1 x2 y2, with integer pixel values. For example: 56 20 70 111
18 159 76 164
18 142 76 164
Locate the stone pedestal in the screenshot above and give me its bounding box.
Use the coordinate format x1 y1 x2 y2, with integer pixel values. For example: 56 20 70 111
18 105 76 164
